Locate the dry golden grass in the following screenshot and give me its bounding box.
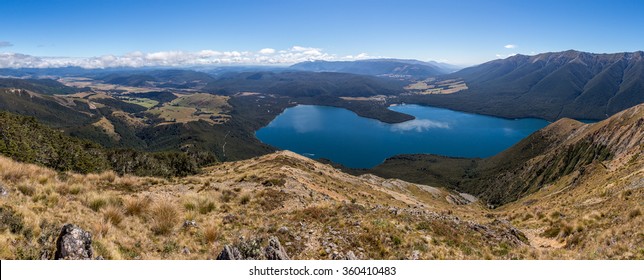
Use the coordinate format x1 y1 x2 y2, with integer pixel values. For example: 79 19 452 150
91 220 111 238
150 199 180 235
124 196 151 216
203 222 219 244
0 149 641 260
102 205 124 226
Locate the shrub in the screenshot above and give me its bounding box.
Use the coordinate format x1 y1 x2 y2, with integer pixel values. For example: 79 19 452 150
150 200 180 235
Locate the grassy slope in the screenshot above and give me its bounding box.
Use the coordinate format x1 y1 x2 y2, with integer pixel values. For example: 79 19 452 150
0 148 640 260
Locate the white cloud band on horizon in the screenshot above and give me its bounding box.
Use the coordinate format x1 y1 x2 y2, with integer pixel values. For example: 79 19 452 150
0 46 374 69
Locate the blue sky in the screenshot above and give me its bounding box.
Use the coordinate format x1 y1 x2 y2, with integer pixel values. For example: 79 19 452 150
1 0 643 68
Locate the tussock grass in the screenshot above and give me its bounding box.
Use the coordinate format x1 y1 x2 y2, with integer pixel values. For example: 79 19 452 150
17 183 36 196
220 189 237 203
124 196 151 216
239 194 251 205
92 220 111 238
203 222 219 244
87 196 108 212
150 199 180 235
103 205 124 226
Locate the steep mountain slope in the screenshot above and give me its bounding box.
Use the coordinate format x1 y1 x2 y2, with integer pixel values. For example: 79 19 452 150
462 103 643 205
290 59 452 79
0 88 96 126
405 50 644 120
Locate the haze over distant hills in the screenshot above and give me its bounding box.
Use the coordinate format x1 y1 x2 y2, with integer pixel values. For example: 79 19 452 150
290 59 460 79
407 50 644 120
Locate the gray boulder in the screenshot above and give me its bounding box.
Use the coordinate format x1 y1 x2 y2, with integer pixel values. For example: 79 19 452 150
54 224 93 260
216 236 290 260
216 245 244 260
264 236 289 260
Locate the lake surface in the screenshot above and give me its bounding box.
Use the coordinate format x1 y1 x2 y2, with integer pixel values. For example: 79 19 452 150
256 104 550 168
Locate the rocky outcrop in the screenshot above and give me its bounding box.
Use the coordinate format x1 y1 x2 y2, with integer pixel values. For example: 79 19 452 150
54 224 93 260
217 236 289 260
217 245 244 260
468 219 529 247
264 236 289 260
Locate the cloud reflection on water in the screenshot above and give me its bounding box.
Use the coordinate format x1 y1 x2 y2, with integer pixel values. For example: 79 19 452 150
390 119 450 132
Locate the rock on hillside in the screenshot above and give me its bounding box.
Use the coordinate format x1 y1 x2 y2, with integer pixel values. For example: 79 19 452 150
54 224 93 260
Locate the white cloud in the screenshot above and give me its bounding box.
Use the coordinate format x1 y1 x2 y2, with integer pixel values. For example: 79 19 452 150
197 50 221 57
0 46 373 68
355 53 369 59
504 44 517 49
391 119 450 132
0 41 13 48
259 48 275 54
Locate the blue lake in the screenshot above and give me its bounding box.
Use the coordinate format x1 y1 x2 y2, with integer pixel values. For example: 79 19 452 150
255 104 551 168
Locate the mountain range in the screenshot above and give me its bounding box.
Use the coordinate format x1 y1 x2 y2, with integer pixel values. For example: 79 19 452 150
290 59 460 78
406 50 644 120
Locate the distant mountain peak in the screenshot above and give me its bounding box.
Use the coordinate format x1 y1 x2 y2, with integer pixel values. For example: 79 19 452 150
424 50 644 121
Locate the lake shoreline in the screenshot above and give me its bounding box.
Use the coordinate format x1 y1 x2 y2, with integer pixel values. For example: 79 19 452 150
256 104 550 168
